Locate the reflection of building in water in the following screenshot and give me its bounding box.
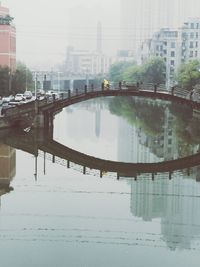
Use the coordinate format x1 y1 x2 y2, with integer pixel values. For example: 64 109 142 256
148 107 178 161
95 109 101 138
64 99 105 141
117 117 160 163
117 100 178 163
130 174 166 221
0 144 16 200
130 173 200 250
190 166 200 182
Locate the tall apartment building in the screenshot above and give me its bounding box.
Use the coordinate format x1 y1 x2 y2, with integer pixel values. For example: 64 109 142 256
0 3 16 70
141 18 200 87
120 0 200 60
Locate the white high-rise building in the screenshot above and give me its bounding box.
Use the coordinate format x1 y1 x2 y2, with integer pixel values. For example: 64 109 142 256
141 18 200 87
120 0 200 59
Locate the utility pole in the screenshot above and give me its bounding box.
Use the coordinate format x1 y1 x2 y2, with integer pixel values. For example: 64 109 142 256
34 72 38 113
8 71 12 93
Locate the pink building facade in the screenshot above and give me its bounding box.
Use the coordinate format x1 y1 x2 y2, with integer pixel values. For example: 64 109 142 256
0 3 16 71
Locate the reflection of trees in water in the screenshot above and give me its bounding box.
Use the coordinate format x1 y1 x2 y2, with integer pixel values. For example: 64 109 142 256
169 103 200 156
109 97 200 158
109 96 165 136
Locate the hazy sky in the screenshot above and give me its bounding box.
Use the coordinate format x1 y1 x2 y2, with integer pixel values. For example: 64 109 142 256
2 0 200 70
2 0 120 70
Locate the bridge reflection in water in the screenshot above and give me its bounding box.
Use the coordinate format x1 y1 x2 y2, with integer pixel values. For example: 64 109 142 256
0 125 200 182
1 123 200 253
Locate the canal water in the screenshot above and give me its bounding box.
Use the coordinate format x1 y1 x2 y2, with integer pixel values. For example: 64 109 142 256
0 96 200 267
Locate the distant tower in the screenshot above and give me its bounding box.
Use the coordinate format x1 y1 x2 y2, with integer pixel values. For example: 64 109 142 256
96 21 102 54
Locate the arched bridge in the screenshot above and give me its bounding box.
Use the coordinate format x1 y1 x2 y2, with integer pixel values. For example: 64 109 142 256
1 83 200 129
1 128 200 180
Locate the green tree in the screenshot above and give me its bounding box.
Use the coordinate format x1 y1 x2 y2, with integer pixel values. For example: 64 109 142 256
0 66 10 96
122 65 142 83
11 62 34 94
141 57 166 85
0 62 33 96
176 60 200 90
108 61 136 82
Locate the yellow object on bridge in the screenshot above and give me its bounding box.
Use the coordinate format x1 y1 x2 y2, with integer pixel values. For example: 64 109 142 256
103 79 110 90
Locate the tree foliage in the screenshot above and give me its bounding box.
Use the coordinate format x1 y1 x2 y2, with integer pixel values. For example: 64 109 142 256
11 62 34 94
0 66 11 96
176 60 200 90
141 57 166 84
122 65 142 83
108 57 166 85
108 61 136 82
0 62 33 96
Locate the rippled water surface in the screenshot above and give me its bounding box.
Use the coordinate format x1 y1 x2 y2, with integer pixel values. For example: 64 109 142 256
0 96 200 267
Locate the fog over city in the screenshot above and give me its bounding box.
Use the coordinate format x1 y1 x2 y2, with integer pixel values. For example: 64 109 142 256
2 0 200 69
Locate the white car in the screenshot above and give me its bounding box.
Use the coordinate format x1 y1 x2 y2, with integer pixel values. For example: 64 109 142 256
14 93 25 102
24 91 33 99
2 95 14 104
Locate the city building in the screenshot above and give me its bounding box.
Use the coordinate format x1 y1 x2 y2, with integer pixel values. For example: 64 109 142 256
0 2 16 71
182 18 200 62
65 46 114 76
141 18 200 87
141 28 183 88
120 0 200 61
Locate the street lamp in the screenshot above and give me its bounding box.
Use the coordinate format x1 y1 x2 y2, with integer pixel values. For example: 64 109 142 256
34 72 38 113
34 72 37 99
57 71 61 94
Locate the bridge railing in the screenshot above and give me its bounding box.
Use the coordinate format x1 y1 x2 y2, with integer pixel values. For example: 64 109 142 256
54 83 198 105
2 82 200 119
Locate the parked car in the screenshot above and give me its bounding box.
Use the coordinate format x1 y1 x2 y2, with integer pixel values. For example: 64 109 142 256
23 91 33 99
45 90 59 100
14 93 25 102
2 95 14 104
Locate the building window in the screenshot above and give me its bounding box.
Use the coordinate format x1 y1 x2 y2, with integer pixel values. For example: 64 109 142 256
168 139 172 145
191 23 194 29
190 50 194 57
171 42 175 48
196 41 198 48
190 32 194 38
170 60 175 66
195 50 198 57
171 51 175 57
168 148 172 153
190 41 194 48
197 23 199 29
196 32 199 38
